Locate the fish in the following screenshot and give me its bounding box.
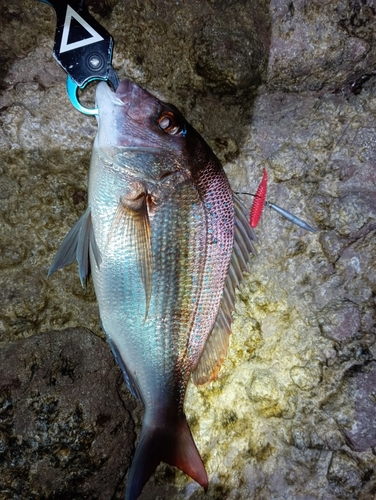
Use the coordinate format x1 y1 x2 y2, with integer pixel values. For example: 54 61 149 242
48 79 257 500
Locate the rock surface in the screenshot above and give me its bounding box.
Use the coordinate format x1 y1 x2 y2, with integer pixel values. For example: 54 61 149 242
1 0 376 499
0 328 138 499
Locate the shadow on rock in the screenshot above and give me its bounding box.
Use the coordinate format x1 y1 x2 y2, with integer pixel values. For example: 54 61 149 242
0 328 137 499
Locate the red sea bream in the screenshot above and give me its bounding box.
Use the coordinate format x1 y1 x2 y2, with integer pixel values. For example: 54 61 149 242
49 79 256 500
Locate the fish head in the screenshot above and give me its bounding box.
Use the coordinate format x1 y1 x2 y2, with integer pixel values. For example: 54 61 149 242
94 79 215 177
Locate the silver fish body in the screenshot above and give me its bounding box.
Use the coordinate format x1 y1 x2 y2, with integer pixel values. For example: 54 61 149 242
49 79 256 500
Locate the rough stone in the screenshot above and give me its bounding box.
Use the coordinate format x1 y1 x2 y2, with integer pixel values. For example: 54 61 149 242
267 0 376 93
0 328 136 499
345 362 376 453
0 0 376 498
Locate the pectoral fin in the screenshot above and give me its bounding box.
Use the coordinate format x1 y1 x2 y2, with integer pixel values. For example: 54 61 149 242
109 193 153 319
48 207 101 285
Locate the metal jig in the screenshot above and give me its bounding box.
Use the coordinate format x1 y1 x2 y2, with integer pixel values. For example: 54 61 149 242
265 202 316 232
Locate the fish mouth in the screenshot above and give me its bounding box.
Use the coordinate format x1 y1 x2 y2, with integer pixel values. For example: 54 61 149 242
96 79 146 107
96 79 157 126
96 81 125 107
115 79 136 97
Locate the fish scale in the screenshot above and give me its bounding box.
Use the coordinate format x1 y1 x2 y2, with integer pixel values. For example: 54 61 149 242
187 162 234 367
90 154 208 407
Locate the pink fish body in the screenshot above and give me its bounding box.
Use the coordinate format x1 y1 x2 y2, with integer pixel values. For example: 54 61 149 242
49 79 257 499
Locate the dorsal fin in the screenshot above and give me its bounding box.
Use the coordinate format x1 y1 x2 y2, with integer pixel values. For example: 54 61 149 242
192 194 257 386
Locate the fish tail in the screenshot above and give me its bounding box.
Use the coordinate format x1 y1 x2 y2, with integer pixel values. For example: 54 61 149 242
125 412 208 500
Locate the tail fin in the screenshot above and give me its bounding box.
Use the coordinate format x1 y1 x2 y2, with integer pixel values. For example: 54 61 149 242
126 413 208 500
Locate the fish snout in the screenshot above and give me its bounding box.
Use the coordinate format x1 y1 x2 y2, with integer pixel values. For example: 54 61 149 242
115 79 136 97
115 79 157 123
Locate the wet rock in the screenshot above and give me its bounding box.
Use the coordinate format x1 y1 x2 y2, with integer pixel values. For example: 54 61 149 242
290 360 322 391
318 300 362 342
0 0 56 90
267 0 376 92
1 0 376 498
193 3 270 95
327 451 363 497
0 328 135 499
345 362 376 452
246 369 286 417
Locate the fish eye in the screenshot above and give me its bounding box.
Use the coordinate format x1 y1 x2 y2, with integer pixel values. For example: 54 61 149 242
157 111 186 136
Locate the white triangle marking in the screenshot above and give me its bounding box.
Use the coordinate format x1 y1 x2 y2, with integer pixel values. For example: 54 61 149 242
60 5 104 53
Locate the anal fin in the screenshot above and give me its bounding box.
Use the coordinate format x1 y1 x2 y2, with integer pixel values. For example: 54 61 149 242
107 336 143 402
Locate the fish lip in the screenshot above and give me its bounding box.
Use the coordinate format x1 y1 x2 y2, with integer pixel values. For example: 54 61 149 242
96 79 143 109
95 81 126 107
114 79 135 98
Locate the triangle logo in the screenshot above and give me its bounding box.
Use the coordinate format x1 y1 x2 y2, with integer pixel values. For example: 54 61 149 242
60 5 104 53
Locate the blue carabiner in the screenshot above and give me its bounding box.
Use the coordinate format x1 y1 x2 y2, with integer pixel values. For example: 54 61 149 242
66 76 99 116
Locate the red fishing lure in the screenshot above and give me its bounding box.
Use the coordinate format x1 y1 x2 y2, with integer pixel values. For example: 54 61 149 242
250 168 268 228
